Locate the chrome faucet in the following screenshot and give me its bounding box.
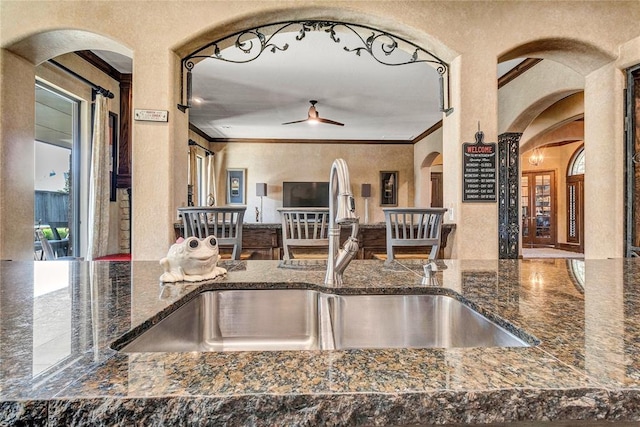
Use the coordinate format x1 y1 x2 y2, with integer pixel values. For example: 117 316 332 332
325 159 359 286
422 261 440 286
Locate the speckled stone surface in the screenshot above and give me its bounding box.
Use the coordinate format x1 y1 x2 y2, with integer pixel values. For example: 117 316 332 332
2 258 640 425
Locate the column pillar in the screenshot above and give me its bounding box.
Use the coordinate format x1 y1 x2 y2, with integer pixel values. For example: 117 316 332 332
443 53 499 259
0 49 36 260
131 49 187 260
584 63 626 258
498 132 522 259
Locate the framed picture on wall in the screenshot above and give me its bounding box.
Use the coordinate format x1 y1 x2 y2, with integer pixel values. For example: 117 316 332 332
380 171 398 206
226 168 246 204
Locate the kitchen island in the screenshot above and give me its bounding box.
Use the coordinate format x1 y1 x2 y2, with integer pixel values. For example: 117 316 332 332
1 258 640 425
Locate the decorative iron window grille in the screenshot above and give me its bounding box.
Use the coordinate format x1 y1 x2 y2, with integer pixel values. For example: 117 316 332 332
179 20 452 114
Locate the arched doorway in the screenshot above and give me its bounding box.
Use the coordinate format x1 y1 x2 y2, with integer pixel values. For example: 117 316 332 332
498 36 615 258
1 31 132 260
180 20 453 225
419 152 443 208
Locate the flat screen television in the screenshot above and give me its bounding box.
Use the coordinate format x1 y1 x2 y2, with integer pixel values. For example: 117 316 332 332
283 181 330 208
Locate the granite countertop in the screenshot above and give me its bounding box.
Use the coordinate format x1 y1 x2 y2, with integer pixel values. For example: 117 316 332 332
1 258 639 425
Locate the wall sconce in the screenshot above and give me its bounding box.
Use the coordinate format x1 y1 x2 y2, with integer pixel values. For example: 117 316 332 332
361 183 371 224
528 147 544 166
256 183 267 223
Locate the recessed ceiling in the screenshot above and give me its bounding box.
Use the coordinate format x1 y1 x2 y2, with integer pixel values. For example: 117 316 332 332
188 29 445 142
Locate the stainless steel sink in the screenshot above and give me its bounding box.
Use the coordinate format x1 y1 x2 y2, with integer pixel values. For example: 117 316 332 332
331 294 528 349
120 289 323 352
118 289 531 353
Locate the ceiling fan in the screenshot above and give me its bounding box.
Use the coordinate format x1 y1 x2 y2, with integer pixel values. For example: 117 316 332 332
282 100 345 126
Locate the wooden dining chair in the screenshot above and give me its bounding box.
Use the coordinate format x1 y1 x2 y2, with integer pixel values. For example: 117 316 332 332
277 208 330 260
178 206 247 260
382 207 448 263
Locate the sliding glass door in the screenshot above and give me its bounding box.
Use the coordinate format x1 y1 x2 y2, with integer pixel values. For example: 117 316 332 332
34 82 80 257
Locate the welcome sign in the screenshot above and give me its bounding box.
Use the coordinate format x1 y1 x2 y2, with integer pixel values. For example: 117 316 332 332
462 130 497 202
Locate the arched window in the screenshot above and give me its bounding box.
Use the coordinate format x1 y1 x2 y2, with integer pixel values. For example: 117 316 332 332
569 147 585 175
566 145 584 249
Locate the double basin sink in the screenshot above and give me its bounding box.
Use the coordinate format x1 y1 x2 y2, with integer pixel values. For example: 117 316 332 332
117 289 534 352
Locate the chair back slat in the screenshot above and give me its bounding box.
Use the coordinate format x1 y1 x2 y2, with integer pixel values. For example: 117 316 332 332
178 206 246 260
383 207 447 263
278 208 330 260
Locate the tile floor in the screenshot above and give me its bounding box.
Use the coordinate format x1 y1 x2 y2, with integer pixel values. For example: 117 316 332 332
521 247 584 259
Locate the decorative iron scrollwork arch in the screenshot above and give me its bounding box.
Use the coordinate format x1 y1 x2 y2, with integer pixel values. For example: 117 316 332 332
179 20 452 114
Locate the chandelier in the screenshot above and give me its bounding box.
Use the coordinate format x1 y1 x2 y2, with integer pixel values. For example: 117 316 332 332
528 147 544 166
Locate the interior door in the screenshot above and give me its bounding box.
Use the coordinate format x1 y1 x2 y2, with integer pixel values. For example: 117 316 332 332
430 172 443 207
521 171 556 247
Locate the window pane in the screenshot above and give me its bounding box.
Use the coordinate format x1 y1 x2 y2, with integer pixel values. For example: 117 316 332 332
35 142 70 192
569 149 585 175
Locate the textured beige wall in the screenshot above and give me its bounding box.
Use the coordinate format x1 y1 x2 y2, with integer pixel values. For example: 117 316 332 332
499 60 584 134
210 142 414 225
1 1 640 260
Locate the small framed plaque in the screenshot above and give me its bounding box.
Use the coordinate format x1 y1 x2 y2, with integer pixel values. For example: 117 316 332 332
134 109 168 122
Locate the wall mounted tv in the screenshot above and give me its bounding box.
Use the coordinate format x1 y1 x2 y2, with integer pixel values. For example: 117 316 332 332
283 182 330 208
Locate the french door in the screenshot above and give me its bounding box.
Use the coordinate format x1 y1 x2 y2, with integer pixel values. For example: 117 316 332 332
521 171 556 247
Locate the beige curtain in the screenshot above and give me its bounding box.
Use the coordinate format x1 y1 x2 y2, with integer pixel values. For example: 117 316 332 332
87 94 110 260
206 153 217 206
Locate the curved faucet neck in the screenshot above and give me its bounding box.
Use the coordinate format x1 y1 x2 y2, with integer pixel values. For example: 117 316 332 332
326 158 359 286
329 158 349 227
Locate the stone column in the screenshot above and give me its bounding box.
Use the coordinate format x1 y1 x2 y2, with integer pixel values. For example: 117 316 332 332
443 54 499 259
584 63 626 259
131 49 187 260
0 49 36 260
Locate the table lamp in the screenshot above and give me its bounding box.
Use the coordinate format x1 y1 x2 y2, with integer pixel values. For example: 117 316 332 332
256 183 267 223
361 183 371 224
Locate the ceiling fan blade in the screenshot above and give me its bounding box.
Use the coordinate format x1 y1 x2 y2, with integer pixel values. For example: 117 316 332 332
281 119 308 125
317 117 345 126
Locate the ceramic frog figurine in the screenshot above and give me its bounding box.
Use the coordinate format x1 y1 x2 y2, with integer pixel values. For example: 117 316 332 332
159 236 227 283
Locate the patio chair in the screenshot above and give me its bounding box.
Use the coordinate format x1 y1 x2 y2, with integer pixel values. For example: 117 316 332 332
35 229 79 261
